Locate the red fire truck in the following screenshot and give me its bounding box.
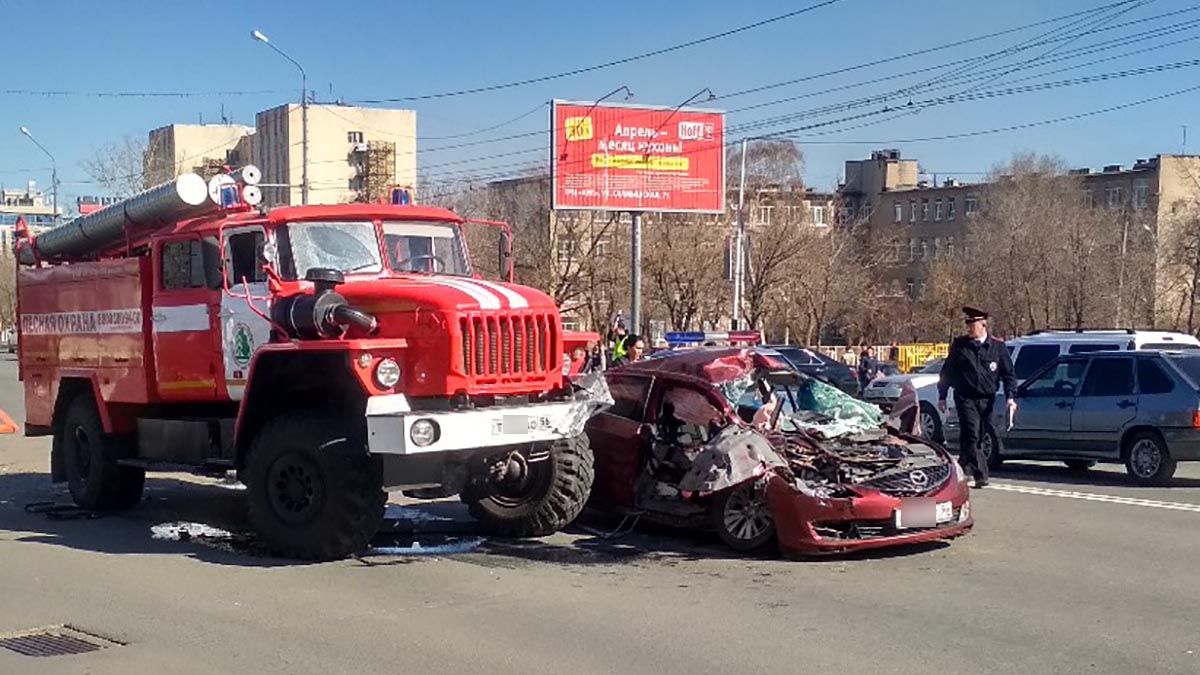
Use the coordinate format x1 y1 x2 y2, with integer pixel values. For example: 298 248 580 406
15 170 596 560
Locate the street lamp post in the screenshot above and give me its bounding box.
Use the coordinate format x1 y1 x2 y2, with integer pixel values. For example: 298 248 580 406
252 29 308 205
733 136 749 330
19 126 57 223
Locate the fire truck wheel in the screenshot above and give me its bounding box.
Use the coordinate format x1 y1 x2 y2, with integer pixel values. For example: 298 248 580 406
61 395 145 511
463 434 594 537
244 413 386 561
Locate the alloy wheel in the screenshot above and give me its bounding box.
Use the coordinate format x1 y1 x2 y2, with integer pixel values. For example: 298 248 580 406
723 486 773 542
1129 439 1162 478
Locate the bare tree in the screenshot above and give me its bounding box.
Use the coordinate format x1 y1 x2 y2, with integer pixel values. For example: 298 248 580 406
742 205 806 330
0 256 16 331
82 135 152 198
643 213 725 331
726 140 804 189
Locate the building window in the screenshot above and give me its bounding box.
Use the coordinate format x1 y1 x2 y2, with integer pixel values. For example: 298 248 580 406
811 205 827 226
1083 189 1095 208
947 197 956 220
920 239 930 260
910 200 918 222
934 236 943 259
921 199 929 222
348 131 364 144
919 281 927 299
754 205 773 224
934 199 943 221
838 206 853 224
861 203 873 220
906 279 916 299
1106 186 1123 208
946 236 955 258
893 202 903 223
908 238 917 261
557 238 576 263
965 195 979 217
1133 179 1150 209
594 237 610 258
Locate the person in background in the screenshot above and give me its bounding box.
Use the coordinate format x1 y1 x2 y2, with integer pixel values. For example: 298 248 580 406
857 346 880 394
611 334 646 368
937 306 1017 489
608 319 629 364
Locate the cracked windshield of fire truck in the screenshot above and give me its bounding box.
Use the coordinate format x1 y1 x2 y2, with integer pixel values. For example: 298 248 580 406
382 221 472 276
281 221 383 278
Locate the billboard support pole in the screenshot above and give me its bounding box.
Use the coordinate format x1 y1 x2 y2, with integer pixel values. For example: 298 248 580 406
631 211 643 335
732 136 748 330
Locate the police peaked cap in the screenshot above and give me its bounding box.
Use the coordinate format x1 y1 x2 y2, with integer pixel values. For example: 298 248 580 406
962 306 989 322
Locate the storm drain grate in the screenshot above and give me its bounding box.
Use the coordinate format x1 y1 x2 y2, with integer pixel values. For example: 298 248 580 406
0 625 120 658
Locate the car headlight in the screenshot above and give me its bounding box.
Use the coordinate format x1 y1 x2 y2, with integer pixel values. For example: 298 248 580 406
374 358 401 388
410 419 439 447
952 460 967 484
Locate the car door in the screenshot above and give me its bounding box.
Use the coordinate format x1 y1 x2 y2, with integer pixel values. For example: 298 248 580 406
151 236 220 400
1007 357 1085 454
218 226 273 401
585 372 654 509
1070 356 1138 458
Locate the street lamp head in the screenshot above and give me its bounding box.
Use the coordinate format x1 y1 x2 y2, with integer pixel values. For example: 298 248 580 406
19 126 30 137
251 29 270 43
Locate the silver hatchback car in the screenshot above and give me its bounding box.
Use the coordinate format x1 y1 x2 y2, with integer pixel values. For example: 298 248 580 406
948 350 1200 485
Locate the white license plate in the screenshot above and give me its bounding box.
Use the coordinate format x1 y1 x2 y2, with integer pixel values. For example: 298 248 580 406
501 415 529 434
894 499 954 529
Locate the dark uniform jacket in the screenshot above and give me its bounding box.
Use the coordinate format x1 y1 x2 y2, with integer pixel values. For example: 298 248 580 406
938 335 1017 401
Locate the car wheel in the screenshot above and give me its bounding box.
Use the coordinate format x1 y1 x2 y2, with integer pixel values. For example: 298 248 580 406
1064 460 1097 472
711 482 776 553
61 394 144 511
464 434 594 537
245 412 386 560
919 402 944 443
981 428 1003 471
1124 431 1176 486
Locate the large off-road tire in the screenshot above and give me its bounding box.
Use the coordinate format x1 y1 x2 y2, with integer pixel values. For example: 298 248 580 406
1124 431 1176 487
464 434 594 537
710 481 776 553
61 394 144 511
245 413 386 560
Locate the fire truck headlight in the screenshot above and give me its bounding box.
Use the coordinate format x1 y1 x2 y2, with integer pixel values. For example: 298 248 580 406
410 419 439 447
374 358 401 388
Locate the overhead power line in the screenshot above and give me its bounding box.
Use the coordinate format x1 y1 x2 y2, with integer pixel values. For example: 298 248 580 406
350 0 848 103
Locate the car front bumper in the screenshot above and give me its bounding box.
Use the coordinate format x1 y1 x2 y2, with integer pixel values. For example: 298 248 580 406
764 472 973 556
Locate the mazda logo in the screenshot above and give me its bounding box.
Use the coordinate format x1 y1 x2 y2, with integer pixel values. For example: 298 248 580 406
909 470 930 487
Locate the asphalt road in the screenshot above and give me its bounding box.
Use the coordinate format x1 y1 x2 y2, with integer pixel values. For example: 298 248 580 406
1 355 1198 674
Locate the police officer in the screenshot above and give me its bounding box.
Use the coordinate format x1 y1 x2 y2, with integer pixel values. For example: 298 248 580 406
937 306 1017 488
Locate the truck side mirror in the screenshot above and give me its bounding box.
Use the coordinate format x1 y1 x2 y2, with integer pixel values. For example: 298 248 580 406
201 237 225 290
498 230 513 283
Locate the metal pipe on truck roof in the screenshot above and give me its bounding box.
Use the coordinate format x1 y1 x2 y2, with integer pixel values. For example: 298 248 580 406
19 173 209 265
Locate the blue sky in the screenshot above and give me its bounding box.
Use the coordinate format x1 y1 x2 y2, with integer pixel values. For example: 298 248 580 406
2 0 1198 204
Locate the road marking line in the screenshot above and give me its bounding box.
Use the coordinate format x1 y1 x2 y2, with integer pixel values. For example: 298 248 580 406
989 483 1200 513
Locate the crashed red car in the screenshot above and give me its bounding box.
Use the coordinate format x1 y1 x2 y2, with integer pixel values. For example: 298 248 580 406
584 348 973 556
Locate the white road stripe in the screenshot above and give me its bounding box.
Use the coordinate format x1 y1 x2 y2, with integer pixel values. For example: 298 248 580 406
468 279 529 308
988 482 1200 513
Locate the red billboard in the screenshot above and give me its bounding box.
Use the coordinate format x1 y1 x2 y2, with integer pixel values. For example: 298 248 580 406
551 100 725 213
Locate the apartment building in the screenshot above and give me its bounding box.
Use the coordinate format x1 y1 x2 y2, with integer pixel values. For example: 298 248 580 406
144 123 255 187
0 181 57 257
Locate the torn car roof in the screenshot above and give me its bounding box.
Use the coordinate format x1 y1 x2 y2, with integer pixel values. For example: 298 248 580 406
624 348 789 383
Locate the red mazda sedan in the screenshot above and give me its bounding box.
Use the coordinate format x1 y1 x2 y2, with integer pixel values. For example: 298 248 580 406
584 348 972 556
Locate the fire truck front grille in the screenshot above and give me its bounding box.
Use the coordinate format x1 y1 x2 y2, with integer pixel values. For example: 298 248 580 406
460 313 558 384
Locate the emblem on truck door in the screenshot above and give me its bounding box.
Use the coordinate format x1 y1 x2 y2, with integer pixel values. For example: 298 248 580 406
232 322 254 367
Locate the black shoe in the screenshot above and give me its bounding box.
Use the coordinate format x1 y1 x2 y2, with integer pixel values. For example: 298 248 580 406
973 477 989 489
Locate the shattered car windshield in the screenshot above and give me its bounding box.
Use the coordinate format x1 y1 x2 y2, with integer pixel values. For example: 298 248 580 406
738 374 883 438
281 221 383 279
382 220 472 276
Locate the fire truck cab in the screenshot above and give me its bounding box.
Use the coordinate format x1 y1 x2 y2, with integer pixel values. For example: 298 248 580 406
16 171 599 560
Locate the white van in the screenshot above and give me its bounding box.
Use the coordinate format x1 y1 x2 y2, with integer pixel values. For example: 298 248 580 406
1006 330 1200 383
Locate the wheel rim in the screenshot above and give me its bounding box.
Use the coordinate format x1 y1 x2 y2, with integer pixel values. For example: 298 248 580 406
979 432 994 459
267 454 325 525
921 411 938 438
723 486 772 542
72 425 92 484
1129 439 1162 478
487 456 551 508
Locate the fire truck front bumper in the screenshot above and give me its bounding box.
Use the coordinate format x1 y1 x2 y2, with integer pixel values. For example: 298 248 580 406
364 395 583 456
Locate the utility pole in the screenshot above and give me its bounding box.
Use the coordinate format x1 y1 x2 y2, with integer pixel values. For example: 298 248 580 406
732 136 749 330
19 126 57 223
252 30 308 205
630 212 643 334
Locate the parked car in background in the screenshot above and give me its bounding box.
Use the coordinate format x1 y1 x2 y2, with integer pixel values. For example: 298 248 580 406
763 345 859 395
877 362 902 377
861 358 947 441
946 350 1200 485
585 348 972 556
